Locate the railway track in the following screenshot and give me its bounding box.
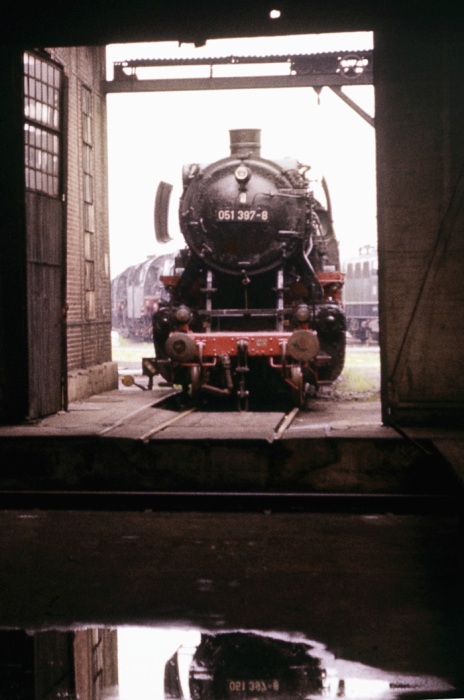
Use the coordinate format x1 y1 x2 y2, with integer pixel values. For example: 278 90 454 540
97 391 301 442
1 387 462 516
1 488 460 515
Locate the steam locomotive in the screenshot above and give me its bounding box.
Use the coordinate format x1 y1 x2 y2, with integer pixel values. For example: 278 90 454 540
112 253 175 341
152 129 345 409
342 245 379 344
165 632 325 700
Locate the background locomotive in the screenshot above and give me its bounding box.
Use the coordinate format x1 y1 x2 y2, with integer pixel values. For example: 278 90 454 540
342 245 379 344
152 129 346 409
111 253 175 341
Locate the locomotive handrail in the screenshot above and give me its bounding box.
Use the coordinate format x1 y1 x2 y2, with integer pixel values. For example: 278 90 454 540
277 229 305 237
196 308 294 316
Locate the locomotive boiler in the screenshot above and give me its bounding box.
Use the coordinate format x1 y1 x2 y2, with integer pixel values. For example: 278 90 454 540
152 129 345 409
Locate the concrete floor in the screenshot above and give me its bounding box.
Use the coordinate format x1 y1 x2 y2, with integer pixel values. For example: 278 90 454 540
1 348 463 698
0 509 463 697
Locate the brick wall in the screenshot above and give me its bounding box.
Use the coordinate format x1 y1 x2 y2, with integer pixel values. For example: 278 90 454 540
47 46 116 394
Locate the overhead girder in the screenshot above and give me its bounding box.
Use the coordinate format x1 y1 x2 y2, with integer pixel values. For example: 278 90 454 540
103 50 373 88
103 49 374 126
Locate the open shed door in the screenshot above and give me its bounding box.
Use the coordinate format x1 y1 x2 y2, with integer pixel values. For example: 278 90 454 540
24 51 66 418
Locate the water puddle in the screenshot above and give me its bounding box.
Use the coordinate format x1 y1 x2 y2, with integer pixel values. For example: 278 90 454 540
3 626 457 699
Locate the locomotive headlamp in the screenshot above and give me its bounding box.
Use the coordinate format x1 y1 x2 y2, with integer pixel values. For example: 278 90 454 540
234 164 251 183
175 305 192 325
294 304 311 323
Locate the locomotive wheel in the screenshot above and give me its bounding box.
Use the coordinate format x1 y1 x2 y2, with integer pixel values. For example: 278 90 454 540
190 365 201 399
236 374 249 412
290 367 305 408
318 332 346 382
237 394 249 412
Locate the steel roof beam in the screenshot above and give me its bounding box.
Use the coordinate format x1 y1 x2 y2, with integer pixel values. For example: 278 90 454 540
103 50 373 93
329 86 374 127
103 71 372 93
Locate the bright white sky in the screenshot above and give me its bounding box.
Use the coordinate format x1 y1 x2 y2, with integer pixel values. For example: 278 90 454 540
106 32 375 279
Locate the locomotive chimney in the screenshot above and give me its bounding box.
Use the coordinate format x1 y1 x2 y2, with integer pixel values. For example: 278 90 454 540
229 129 261 157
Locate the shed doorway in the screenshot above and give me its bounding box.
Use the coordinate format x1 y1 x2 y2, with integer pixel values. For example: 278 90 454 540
105 32 379 412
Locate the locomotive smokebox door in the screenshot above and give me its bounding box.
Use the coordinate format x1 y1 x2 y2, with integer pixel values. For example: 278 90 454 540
179 129 308 276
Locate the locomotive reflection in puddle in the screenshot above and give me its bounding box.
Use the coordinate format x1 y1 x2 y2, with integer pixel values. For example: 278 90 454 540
163 630 455 700
165 631 324 700
0 627 456 699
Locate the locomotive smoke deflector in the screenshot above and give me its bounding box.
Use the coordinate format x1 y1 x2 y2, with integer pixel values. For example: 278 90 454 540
154 180 173 244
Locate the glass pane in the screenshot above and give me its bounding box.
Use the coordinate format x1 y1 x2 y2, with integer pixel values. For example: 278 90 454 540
84 232 94 260
22 51 62 194
83 144 91 172
24 121 60 196
84 173 93 203
85 261 95 289
85 290 96 320
85 203 95 233
84 115 92 144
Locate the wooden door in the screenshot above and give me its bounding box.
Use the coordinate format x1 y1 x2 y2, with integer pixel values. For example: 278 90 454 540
24 51 66 417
